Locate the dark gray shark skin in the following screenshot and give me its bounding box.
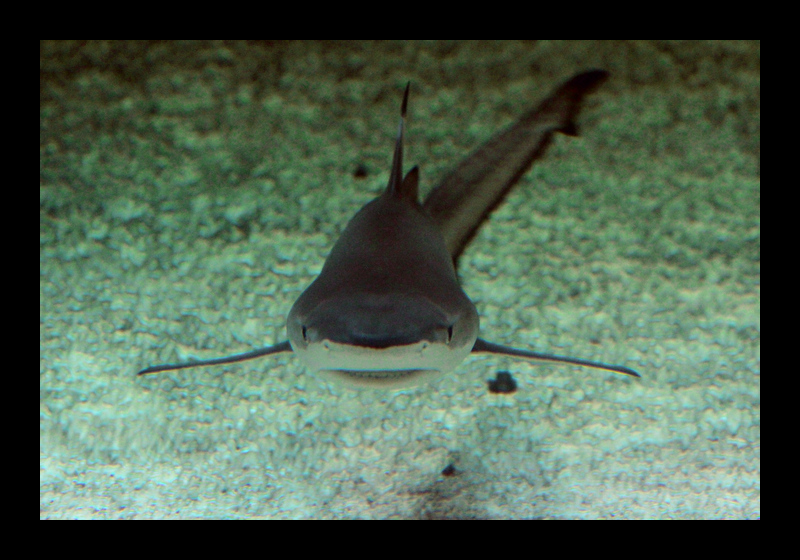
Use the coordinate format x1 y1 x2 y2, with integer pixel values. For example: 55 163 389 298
138 71 640 387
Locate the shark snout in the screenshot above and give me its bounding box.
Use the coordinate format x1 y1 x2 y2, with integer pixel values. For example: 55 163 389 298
300 293 452 348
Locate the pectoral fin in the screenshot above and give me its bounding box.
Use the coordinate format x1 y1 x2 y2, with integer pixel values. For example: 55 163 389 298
472 337 640 378
137 340 293 376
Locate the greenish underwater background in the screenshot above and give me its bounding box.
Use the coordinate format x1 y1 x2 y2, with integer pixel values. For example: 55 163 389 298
40 40 760 519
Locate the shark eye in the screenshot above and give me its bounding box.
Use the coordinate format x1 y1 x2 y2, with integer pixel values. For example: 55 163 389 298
447 325 454 344
302 326 309 342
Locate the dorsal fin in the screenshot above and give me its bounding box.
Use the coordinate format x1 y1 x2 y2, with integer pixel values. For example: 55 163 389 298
387 82 411 198
399 166 420 201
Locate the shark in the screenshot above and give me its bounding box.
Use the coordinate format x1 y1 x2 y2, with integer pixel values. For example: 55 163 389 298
138 70 640 388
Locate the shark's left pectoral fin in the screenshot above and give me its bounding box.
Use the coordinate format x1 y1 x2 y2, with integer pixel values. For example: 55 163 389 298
472 337 640 378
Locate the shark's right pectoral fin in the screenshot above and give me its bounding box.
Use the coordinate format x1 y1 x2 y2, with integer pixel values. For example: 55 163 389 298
137 340 293 376
472 337 640 378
